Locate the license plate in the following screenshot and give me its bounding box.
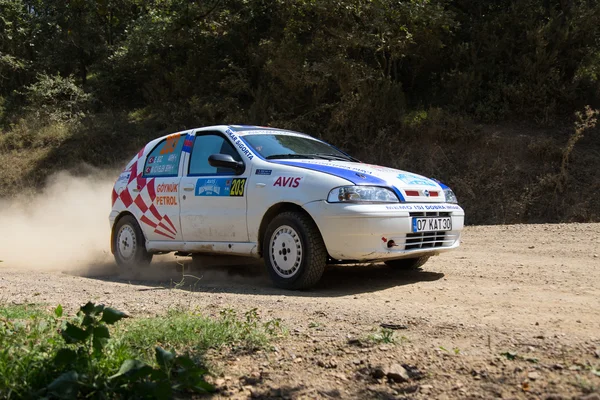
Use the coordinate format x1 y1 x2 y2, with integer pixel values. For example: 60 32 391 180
412 217 452 233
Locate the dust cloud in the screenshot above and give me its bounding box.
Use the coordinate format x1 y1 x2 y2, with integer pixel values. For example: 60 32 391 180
0 168 267 287
0 169 117 272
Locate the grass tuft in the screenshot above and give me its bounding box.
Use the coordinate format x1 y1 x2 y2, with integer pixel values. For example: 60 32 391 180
117 308 285 363
0 303 283 398
0 304 45 320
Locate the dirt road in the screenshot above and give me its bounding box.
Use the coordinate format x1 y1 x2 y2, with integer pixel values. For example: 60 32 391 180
1 224 599 399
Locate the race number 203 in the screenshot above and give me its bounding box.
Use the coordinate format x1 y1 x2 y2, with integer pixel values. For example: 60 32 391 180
230 178 247 197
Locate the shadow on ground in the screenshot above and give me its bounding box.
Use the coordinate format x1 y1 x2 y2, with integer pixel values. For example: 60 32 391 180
71 255 444 298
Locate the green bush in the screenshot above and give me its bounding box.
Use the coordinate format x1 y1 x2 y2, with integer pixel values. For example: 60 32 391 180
24 74 91 123
0 302 284 399
2 0 600 125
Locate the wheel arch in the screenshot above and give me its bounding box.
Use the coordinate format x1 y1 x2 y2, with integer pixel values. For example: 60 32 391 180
257 202 323 258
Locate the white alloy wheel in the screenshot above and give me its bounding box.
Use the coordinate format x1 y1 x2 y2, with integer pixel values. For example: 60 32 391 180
262 211 327 290
117 224 137 261
112 215 153 268
270 225 303 278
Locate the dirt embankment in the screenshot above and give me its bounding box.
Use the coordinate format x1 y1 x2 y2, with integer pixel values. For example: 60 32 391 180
1 224 599 399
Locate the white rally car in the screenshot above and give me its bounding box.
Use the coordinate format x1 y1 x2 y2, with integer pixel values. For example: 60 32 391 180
110 125 464 289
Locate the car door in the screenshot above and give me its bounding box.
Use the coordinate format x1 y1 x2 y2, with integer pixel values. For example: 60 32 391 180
137 133 184 241
179 132 249 242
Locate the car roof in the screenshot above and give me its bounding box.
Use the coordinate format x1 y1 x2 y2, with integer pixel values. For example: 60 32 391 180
196 125 315 138
148 125 317 146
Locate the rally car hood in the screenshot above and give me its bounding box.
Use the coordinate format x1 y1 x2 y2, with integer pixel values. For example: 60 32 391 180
272 159 448 202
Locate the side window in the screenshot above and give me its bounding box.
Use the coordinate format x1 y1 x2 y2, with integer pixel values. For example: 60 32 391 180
143 134 185 177
189 134 242 176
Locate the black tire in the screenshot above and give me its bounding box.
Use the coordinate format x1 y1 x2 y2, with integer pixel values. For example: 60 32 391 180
113 215 152 269
263 211 327 290
384 256 430 270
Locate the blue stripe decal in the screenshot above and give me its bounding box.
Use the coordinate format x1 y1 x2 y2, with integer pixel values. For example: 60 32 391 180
270 160 406 201
182 133 195 153
431 178 449 189
391 187 406 202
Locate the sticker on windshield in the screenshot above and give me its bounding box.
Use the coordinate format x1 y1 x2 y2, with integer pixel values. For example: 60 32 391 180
396 173 437 187
225 128 254 160
195 178 247 197
182 133 195 153
160 134 181 155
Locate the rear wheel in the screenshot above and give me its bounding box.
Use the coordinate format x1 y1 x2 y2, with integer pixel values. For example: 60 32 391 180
384 256 430 270
263 211 326 290
113 215 152 269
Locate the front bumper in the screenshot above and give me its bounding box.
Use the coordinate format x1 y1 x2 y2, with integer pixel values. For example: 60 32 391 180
303 201 464 261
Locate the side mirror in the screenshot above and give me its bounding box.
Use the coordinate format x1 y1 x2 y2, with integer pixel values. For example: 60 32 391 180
208 154 245 174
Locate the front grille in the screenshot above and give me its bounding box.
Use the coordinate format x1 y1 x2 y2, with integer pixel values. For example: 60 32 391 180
409 211 451 217
395 212 457 250
403 231 459 250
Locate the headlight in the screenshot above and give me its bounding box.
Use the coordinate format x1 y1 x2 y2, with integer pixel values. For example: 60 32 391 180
444 188 458 204
327 186 399 203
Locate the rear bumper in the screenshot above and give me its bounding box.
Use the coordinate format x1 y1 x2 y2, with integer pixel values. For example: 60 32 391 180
303 201 464 261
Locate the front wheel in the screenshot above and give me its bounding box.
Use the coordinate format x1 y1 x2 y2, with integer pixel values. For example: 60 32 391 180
263 211 327 290
113 215 153 270
384 256 430 270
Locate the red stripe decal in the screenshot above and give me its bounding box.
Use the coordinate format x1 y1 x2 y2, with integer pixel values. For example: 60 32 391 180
111 189 118 207
146 179 156 201
140 215 157 228
154 228 175 239
134 195 149 213
429 191 439 197
148 204 162 220
405 190 419 196
158 221 176 236
163 215 177 232
119 189 133 208
128 161 138 183
136 176 147 191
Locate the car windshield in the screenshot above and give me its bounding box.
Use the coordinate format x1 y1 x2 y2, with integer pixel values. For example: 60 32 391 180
243 134 356 161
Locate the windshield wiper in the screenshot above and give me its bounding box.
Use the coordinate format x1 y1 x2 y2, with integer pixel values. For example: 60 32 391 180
266 153 359 161
313 153 359 162
266 153 328 160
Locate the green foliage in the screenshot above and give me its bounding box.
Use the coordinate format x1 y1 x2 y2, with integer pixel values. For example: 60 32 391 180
0 0 33 94
0 303 45 320
44 302 214 399
368 328 396 344
0 302 287 398
0 306 69 397
2 0 599 127
501 351 518 360
24 73 91 123
444 0 600 122
1 0 600 224
108 347 214 398
119 307 285 360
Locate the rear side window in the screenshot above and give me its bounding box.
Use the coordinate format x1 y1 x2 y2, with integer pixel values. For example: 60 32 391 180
143 134 185 177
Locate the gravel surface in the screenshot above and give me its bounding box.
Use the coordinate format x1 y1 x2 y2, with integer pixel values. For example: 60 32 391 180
1 224 600 399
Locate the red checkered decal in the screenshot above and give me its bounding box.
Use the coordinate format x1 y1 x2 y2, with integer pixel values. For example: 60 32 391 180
112 147 178 239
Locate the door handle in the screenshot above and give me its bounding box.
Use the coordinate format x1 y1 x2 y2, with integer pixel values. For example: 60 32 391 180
256 183 266 188
183 185 194 192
